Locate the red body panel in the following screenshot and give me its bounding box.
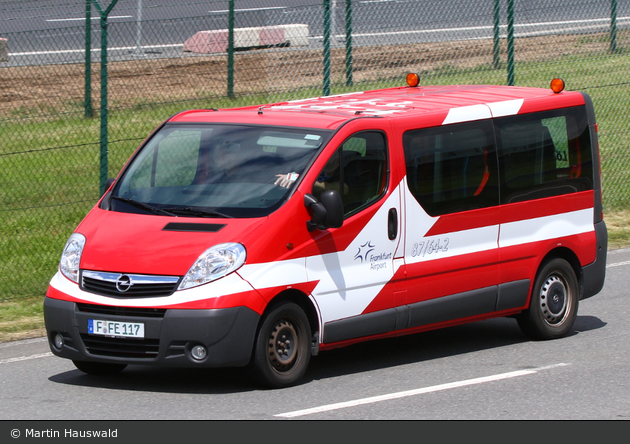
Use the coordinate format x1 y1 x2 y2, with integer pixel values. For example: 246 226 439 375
77 208 266 276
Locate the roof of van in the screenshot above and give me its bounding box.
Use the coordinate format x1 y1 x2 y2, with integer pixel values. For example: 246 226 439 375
169 83 586 129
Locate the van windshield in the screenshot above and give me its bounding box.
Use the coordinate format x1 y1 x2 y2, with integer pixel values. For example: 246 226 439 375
111 124 331 218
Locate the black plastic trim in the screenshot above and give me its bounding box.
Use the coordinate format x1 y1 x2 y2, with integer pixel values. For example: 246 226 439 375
407 286 497 329
162 222 226 232
323 286 500 344
580 219 608 300
496 280 530 311
44 298 260 368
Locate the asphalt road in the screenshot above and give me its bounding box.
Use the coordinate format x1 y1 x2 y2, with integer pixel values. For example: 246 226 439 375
3 0 630 66
1 247 629 421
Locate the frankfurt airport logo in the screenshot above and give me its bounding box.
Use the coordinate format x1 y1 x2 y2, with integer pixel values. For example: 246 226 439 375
354 240 393 271
354 241 376 263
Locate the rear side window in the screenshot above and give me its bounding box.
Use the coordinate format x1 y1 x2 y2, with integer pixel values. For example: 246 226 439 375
496 107 593 204
403 120 498 216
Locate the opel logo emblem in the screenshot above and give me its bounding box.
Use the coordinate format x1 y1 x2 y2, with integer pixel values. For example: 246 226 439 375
115 275 133 293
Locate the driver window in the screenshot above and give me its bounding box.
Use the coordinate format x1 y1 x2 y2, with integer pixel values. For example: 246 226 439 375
312 131 387 216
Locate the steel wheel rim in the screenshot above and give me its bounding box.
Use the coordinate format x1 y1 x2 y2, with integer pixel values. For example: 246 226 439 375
539 274 571 326
267 319 298 372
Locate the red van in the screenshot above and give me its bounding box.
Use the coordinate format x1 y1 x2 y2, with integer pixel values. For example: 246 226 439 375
44 76 607 388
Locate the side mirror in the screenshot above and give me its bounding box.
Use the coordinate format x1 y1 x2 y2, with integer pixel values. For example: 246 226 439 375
304 191 344 232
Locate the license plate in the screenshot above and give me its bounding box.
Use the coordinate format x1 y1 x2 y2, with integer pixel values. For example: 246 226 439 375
88 319 145 338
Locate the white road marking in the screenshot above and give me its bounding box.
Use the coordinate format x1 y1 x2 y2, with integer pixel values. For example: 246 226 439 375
0 352 53 365
276 363 569 418
210 7 288 14
607 260 630 268
0 337 47 349
12 16 630 58
314 16 630 40
46 16 133 22
9 43 183 57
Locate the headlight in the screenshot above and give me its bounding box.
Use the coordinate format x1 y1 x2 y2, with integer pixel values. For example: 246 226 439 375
179 243 246 290
59 233 86 283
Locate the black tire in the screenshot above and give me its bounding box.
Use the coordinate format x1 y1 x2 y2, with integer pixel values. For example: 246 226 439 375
517 258 579 340
251 302 311 389
72 360 127 375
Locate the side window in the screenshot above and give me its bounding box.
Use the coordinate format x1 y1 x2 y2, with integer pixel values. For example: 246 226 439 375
312 131 388 216
403 120 498 216
496 107 593 204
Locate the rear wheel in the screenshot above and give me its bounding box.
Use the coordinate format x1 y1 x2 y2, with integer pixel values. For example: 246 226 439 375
517 258 579 340
251 302 311 389
72 360 127 375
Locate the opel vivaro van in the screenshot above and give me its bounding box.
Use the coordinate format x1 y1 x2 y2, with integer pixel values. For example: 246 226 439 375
44 75 607 388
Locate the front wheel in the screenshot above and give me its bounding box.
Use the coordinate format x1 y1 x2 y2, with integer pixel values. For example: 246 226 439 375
517 258 579 340
251 302 311 389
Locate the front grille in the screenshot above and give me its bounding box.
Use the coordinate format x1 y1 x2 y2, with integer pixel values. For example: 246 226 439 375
80 334 159 359
77 303 166 318
81 270 180 298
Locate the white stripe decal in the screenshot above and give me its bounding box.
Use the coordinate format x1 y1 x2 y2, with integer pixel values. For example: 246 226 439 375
442 104 491 125
499 208 594 248
307 187 403 322
49 269 254 308
443 99 524 125
488 99 524 117
239 257 307 289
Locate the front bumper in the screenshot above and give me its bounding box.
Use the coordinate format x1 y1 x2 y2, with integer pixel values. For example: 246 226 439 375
44 297 260 368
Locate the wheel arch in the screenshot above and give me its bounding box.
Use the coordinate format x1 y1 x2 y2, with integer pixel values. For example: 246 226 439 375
537 246 583 297
258 289 320 352
518 248 581 340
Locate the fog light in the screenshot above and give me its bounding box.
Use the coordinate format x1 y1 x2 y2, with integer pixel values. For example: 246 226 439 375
191 344 207 361
53 333 64 350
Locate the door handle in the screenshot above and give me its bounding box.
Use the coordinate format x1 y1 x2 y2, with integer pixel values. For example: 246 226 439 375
388 208 398 240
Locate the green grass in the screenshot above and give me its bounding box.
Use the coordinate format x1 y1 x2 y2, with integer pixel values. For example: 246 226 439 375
3 47 630 341
0 297 46 342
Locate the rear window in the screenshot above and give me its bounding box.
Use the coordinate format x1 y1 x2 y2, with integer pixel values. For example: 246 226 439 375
496 107 593 204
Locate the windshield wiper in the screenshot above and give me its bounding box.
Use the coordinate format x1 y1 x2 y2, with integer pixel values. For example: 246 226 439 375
160 206 233 218
112 196 177 216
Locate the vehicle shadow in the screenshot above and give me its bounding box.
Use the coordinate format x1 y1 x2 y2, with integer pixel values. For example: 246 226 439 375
305 314 606 383
48 314 606 394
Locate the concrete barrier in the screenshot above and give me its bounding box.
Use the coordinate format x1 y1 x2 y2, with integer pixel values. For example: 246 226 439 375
0 38 8 62
184 24 309 54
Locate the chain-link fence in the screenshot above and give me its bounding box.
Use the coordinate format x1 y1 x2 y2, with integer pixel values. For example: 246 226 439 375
2 0 630 300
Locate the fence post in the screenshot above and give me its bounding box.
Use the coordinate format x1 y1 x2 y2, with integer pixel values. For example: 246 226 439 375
90 0 120 196
227 0 235 98
85 0 93 118
506 0 515 86
611 0 618 52
323 0 332 96
493 0 501 69
134 0 144 55
345 0 353 86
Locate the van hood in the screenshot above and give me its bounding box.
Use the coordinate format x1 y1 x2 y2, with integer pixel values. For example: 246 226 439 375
77 208 265 276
